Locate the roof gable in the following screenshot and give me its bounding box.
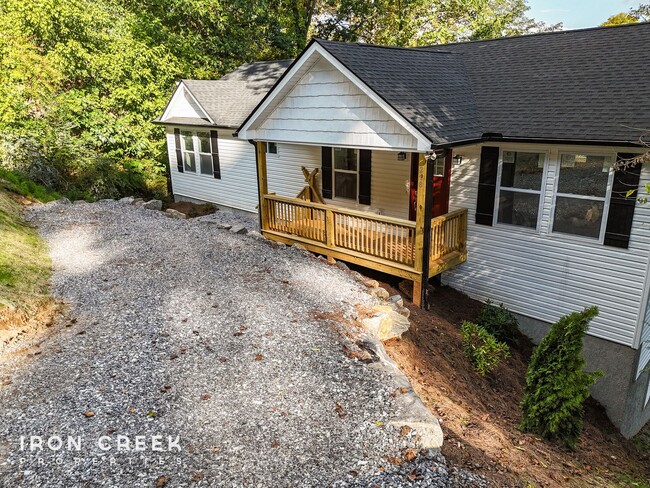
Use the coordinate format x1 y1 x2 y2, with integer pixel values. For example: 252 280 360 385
237 42 432 150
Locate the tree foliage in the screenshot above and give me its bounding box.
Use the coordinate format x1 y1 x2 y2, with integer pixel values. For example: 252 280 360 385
519 307 603 450
0 0 556 200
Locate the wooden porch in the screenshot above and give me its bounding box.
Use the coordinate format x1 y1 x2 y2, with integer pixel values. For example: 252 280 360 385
255 143 468 307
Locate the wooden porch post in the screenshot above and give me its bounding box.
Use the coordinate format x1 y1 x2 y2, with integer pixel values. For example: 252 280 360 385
256 141 269 231
413 152 435 308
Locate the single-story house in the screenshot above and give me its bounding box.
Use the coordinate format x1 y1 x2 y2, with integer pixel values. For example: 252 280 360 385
156 23 650 438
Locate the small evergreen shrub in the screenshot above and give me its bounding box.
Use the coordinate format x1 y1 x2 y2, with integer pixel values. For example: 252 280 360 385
477 300 519 344
519 306 603 449
461 321 510 376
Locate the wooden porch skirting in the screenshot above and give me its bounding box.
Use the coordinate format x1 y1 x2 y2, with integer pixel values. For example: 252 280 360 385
261 194 467 287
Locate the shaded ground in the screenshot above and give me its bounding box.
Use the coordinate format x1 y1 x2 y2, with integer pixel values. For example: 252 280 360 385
165 201 216 218
382 284 650 487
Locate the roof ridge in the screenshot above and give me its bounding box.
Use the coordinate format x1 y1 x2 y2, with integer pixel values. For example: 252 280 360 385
314 38 455 55
417 21 650 49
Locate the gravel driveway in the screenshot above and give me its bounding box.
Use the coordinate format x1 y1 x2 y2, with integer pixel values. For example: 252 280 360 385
0 200 485 487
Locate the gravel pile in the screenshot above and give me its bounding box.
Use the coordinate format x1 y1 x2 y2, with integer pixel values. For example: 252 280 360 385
0 200 487 487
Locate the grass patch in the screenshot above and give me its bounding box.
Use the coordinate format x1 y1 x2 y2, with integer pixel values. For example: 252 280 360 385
0 168 61 203
0 181 57 332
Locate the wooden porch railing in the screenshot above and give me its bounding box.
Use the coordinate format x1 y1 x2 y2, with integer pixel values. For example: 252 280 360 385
429 208 468 277
262 194 467 282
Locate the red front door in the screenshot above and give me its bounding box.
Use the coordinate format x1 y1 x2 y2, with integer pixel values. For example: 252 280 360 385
408 151 452 220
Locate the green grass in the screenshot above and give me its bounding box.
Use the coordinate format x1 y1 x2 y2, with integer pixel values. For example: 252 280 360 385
0 180 53 318
0 168 61 203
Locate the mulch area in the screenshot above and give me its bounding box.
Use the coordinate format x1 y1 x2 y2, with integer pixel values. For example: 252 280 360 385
380 283 650 487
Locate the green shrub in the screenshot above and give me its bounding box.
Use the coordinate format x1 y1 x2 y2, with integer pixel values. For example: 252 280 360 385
519 307 603 449
477 300 520 344
461 321 510 376
0 167 61 202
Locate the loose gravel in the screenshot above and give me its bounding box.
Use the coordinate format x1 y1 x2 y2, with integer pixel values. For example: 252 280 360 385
0 200 487 487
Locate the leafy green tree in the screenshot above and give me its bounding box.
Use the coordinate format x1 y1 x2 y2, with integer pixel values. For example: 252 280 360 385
601 12 640 26
519 307 603 450
314 0 561 46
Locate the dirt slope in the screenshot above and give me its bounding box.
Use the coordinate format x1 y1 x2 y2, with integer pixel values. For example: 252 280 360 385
383 285 650 487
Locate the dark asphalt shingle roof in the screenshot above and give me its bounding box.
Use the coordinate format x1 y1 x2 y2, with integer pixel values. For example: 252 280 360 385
313 24 650 145
315 40 481 146
421 23 650 145
157 60 291 128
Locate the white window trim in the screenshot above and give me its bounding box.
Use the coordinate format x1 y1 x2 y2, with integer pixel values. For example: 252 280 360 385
332 147 360 202
492 147 549 232
549 150 616 244
266 141 279 156
180 130 213 177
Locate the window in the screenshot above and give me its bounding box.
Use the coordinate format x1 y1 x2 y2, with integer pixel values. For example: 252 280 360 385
496 150 546 229
333 147 358 200
433 157 445 177
180 130 213 175
552 153 613 239
266 142 278 154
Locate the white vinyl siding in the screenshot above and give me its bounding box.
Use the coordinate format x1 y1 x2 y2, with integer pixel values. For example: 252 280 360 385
167 128 258 213
252 56 418 150
444 143 650 347
370 150 410 219
266 143 321 198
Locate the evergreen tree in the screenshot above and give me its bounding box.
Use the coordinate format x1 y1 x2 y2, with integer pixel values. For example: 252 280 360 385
519 307 603 449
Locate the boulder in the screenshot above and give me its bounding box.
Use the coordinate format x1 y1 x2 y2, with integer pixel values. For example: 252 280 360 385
119 196 135 205
388 294 404 308
363 279 380 288
361 309 410 341
73 200 88 205
165 209 187 219
230 225 248 235
54 197 71 205
142 199 163 211
368 287 390 300
335 261 350 271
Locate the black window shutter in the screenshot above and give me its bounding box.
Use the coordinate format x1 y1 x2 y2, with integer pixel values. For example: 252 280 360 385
210 130 221 179
358 149 372 205
173 128 184 173
603 153 641 249
476 146 500 225
321 146 332 199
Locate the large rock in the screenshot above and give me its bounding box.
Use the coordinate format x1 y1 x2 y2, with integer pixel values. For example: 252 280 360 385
388 294 404 308
230 225 248 235
367 286 390 300
119 196 135 205
54 197 71 205
164 208 187 219
361 306 410 341
142 199 163 211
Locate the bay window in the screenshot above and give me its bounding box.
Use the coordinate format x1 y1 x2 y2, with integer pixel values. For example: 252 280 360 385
496 150 546 229
552 153 614 239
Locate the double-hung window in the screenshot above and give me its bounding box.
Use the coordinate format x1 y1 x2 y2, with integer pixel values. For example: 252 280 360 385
496 150 546 229
333 148 358 200
552 153 614 239
180 130 213 175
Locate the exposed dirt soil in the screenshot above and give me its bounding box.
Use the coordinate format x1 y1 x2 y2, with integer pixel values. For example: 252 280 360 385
165 200 217 218
381 283 650 487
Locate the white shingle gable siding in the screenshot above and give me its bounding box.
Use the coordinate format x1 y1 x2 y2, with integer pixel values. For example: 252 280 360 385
254 57 419 150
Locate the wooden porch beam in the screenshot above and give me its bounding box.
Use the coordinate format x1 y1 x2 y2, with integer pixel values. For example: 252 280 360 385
256 141 269 230
413 152 436 308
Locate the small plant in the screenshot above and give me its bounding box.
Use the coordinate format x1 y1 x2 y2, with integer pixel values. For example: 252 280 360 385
461 321 510 376
519 306 603 449
477 300 519 344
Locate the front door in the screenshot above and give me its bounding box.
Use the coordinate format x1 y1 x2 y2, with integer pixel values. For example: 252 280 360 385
408 151 452 220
